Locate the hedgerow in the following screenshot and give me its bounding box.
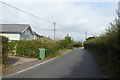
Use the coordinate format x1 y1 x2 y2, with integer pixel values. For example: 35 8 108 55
9 40 60 58
8 35 73 59
0 36 9 65
84 17 120 77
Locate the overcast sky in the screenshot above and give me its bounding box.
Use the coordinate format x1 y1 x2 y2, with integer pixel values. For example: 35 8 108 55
0 0 119 41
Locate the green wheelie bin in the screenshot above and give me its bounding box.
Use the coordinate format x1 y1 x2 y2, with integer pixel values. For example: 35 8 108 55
38 48 46 60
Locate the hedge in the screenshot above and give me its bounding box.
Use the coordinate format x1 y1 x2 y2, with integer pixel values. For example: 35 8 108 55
73 42 82 47
58 35 73 49
84 18 120 78
8 40 61 58
8 35 74 59
0 36 9 65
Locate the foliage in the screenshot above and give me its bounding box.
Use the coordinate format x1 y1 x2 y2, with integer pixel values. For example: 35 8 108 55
0 36 8 65
58 35 73 49
73 42 82 47
8 41 17 56
8 35 74 59
84 18 120 78
8 40 61 59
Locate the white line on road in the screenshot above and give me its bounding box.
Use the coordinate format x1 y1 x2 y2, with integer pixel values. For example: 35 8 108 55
3 50 72 78
3 57 58 78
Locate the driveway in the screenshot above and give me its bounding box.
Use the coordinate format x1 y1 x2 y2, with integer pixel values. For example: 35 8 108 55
8 56 38 66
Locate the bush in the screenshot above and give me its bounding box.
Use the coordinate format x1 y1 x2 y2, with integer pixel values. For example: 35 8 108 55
16 40 41 57
58 35 73 49
8 40 60 58
73 42 82 47
84 18 120 77
8 41 17 56
8 35 74 59
0 36 9 65
40 40 59 57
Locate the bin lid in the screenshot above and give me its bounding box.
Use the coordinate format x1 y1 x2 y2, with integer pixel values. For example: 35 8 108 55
39 48 46 50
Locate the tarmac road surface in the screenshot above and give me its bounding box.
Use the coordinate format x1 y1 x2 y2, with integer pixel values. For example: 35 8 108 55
5 48 103 78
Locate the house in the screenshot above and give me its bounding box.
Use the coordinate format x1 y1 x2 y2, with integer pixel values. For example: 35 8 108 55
32 31 42 40
0 24 33 41
32 31 52 40
39 36 52 41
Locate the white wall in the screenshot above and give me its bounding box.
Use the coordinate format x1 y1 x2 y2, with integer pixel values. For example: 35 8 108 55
0 33 20 40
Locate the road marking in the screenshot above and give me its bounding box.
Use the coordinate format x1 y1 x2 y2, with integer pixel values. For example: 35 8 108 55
3 57 59 78
3 50 72 78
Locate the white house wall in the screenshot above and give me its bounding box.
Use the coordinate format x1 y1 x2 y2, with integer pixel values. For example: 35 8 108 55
0 33 20 40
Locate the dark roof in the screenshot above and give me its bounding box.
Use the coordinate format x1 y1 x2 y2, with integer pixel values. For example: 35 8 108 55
0 24 31 34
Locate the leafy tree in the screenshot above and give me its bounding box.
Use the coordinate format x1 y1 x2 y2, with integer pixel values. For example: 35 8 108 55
59 34 73 49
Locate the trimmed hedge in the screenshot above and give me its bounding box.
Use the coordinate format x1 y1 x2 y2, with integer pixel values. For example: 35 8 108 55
0 36 9 65
8 35 74 59
8 40 61 58
84 18 120 78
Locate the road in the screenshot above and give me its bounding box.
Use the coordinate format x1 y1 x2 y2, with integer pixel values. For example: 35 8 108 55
5 48 103 78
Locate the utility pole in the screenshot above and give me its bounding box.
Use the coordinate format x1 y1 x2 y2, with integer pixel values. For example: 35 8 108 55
85 30 87 41
53 22 56 40
118 1 120 20
60 35 61 40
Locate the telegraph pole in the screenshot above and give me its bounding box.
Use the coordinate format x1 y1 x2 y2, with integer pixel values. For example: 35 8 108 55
60 35 61 40
53 22 56 40
118 1 120 20
85 30 87 40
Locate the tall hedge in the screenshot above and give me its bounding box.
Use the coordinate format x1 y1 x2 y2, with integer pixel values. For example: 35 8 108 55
0 36 8 65
8 35 74 59
84 18 120 77
8 40 60 58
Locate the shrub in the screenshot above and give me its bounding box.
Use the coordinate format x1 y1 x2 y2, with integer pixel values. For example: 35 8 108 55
73 42 82 47
0 36 9 65
8 35 74 59
43 40 60 57
15 40 42 58
8 40 61 58
8 41 17 56
84 18 120 77
58 35 73 49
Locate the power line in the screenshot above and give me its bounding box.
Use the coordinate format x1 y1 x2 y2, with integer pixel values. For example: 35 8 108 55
0 1 57 40
0 19 53 31
0 1 53 23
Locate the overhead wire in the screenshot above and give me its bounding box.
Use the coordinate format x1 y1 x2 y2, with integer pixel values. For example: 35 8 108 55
0 1 58 39
0 1 53 23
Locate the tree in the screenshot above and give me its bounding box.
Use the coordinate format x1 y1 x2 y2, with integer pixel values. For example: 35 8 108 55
58 34 73 49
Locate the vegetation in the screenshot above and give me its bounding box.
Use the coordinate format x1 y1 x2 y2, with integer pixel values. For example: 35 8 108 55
73 42 82 47
8 40 59 58
84 16 120 77
8 35 74 59
0 36 9 65
58 34 74 49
